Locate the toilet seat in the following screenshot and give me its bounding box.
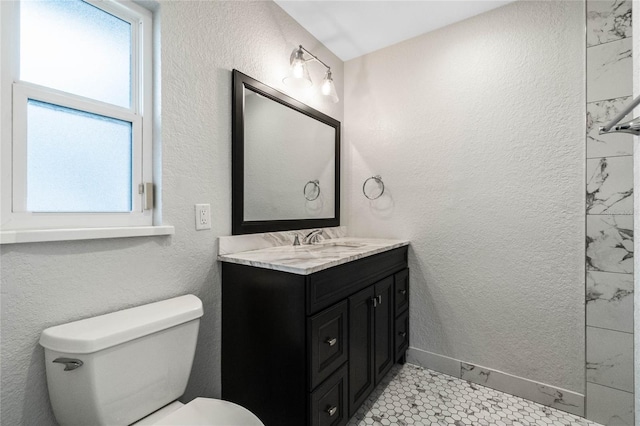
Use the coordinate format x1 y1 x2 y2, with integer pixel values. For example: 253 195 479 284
151 397 264 426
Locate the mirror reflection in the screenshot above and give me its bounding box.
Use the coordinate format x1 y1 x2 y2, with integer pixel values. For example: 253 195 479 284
243 87 335 221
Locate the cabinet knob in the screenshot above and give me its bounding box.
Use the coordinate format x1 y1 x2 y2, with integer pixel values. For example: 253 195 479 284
398 289 407 295
325 337 337 347
377 295 382 304
398 331 407 338
371 297 378 308
326 406 337 417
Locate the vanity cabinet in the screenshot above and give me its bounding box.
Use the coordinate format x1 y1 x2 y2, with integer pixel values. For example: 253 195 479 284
221 246 408 426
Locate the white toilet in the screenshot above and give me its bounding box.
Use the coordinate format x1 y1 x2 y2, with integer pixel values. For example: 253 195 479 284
39 294 264 426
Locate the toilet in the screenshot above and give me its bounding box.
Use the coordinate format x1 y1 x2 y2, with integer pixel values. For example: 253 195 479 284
39 294 264 426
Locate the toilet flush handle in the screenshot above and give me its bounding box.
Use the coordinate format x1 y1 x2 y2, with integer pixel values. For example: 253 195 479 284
53 357 84 371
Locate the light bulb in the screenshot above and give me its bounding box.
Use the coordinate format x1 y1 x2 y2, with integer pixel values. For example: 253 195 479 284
283 46 312 89
322 70 339 103
321 79 331 96
292 61 305 79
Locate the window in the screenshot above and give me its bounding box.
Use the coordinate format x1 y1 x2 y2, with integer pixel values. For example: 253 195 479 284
1 0 154 234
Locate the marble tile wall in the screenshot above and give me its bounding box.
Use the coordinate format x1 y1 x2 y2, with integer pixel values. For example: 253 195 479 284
585 1 635 425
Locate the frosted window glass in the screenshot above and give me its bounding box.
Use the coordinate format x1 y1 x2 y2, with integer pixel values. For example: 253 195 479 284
20 0 132 108
26 100 132 212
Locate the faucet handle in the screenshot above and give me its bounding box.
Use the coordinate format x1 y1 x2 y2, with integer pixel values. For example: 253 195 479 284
304 229 324 244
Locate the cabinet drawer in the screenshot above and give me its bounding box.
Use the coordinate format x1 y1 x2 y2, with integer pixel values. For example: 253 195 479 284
309 364 348 426
395 311 409 362
394 269 409 316
309 301 348 390
307 247 408 315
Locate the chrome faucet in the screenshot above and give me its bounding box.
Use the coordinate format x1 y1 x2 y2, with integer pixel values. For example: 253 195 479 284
303 229 324 245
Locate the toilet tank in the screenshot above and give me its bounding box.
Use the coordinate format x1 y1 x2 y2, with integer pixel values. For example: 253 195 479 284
39 295 204 426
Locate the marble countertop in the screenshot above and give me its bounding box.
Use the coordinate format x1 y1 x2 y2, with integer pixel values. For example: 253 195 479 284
217 237 409 275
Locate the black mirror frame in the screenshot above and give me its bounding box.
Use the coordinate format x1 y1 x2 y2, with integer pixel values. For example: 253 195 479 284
232 70 341 235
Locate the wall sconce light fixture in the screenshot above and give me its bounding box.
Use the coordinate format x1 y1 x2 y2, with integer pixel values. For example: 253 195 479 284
283 45 339 103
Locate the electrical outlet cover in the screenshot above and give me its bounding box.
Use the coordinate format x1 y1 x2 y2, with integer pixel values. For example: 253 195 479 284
195 204 211 230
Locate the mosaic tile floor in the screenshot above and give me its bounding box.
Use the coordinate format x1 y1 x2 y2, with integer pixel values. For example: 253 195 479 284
347 363 601 426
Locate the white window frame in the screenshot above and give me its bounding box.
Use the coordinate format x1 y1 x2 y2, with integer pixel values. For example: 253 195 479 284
0 0 156 234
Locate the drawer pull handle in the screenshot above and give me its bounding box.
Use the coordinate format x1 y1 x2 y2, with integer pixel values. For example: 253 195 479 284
326 406 337 416
372 297 378 308
325 337 337 346
377 295 382 304
398 331 407 338
398 289 407 295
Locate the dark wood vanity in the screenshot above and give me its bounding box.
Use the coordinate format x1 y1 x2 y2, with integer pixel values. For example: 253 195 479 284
221 246 409 426
226 69 407 425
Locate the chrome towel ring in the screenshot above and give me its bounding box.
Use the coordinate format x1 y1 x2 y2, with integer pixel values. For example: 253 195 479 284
304 180 320 201
363 175 384 200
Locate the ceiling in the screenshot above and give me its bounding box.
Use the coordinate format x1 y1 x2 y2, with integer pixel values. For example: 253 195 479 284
275 1 514 62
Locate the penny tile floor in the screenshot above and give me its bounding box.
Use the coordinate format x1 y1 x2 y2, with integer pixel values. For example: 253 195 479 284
347 363 600 426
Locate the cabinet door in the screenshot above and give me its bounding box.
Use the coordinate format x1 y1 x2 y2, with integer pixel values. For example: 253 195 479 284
348 285 375 416
373 276 394 384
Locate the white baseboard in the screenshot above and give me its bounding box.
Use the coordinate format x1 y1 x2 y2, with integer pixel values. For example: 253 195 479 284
406 347 585 417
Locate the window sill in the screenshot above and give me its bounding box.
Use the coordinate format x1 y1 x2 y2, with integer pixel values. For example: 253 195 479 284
0 225 175 244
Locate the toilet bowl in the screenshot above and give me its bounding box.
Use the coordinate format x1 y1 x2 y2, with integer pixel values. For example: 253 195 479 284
39 295 264 426
134 398 263 426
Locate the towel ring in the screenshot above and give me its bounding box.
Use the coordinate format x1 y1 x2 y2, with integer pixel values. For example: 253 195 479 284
363 175 384 200
304 180 320 201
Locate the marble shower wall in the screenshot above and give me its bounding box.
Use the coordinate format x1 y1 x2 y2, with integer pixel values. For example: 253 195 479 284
585 1 635 424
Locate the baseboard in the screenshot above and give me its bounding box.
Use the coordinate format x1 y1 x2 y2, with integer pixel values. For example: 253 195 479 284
406 347 585 417
406 345 461 378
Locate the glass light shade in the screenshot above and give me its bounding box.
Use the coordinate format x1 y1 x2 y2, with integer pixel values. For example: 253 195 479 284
321 71 339 103
283 48 312 89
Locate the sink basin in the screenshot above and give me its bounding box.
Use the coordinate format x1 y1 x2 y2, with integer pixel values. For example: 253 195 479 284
322 242 365 248
301 242 366 251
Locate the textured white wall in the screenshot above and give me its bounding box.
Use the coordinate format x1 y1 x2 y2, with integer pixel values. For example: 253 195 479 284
344 0 586 392
0 1 343 424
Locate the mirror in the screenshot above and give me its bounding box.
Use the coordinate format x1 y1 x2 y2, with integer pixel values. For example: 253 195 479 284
232 70 340 235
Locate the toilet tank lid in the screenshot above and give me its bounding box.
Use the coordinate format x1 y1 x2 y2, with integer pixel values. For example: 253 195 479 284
39 295 203 354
